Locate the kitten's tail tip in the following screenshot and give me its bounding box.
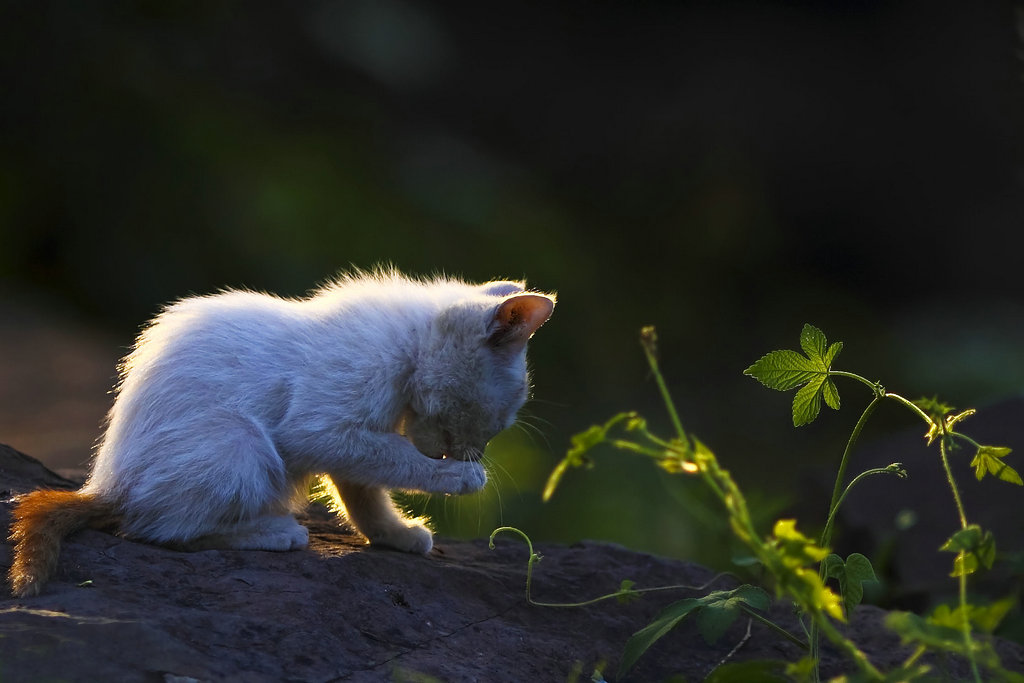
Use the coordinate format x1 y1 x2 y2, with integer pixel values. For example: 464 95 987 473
8 489 119 598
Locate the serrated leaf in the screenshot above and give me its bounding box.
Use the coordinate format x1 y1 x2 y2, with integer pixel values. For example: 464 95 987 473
793 379 825 427
800 323 828 362
913 395 956 420
744 350 821 391
618 598 702 676
824 341 843 367
745 324 843 427
822 378 841 410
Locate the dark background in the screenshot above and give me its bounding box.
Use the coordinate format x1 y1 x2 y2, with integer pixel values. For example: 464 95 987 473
2 1 1023 568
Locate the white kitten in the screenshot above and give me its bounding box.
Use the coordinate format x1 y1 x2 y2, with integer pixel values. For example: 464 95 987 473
9 270 555 596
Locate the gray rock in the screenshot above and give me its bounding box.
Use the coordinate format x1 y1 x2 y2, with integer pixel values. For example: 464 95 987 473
0 444 1021 681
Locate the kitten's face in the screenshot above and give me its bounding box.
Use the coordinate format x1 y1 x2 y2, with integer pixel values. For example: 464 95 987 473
406 357 529 461
406 289 553 462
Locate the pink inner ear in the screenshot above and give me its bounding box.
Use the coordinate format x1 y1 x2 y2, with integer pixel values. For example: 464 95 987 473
491 294 554 348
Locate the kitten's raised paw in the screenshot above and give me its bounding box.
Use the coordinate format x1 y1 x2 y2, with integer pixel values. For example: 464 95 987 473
459 460 487 493
432 459 486 495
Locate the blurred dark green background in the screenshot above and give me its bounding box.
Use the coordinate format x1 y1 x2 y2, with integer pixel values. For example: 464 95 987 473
2 1 1022 568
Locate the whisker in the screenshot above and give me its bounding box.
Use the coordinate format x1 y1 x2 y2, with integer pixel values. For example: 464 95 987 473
522 396 569 409
511 418 552 450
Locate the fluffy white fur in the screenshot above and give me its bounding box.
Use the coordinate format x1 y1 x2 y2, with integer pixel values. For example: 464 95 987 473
81 270 555 554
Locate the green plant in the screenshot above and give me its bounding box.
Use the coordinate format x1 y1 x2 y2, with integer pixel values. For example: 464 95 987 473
507 323 1022 681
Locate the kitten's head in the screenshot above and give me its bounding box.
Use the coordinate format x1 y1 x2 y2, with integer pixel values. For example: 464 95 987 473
406 282 555 462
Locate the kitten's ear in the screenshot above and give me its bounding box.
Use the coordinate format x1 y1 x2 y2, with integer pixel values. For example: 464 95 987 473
480 281 525 297
487 293 555 351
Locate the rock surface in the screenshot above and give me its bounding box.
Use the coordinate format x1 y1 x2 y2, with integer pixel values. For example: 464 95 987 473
1 443 1022 682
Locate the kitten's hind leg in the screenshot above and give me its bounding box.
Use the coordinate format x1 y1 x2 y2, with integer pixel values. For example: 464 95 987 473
333 479 433 554
186 514 309 551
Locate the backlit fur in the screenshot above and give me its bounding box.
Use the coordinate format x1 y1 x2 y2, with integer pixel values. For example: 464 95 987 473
9 269 555 596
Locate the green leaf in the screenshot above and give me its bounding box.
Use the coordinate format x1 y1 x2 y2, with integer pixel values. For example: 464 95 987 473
706 660 789 683
890 608 1008 672
743 349 821 391
695 585 771 645
821 378 840 410
730 584 772 611
968 597 1015 634
544 412 636 501
913 395 956 421
616 579 641 605
743 324 843 427
730 554 762 568
824 553 878 616
800 323 828 360
567 425 607 463
824 341 843 367
617 585 771 677
541 459 571 502
940 525 983 553
940 525 996 577
793 379 824 427
784 657 816 682
844 553 878 585
886 611 967 654
697 601 740 645
618 598 702 676
970 445 1022 485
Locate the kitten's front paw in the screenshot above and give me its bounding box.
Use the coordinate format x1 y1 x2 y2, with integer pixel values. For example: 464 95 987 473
370 522 433 554
434 459 486 495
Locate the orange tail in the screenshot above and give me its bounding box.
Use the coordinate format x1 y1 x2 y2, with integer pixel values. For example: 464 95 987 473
8 489 119 597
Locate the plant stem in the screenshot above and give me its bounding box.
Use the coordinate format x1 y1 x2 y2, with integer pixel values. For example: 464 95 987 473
950 430 982 450
821 465 906 550
883 392 933 427
828 370 881 394
821 396 881 548
903 644 927 669
740 605 809 650
640 328 687 443
811 390 882 683
815 612 884 680
938 439 982 683
490 527 743 609
939 438 969 529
